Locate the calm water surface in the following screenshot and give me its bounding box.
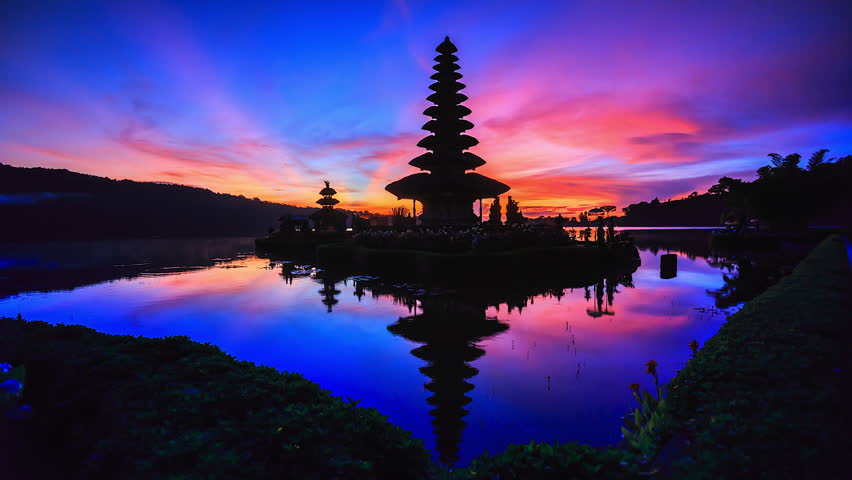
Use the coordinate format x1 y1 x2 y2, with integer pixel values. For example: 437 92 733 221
0 234 742 465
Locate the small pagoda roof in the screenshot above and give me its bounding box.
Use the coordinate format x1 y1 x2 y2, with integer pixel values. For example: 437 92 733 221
409 151 485 171
317 197 340 206
417 134 478 151
429 81 466 93
430 71 462 81
319 186 337 196
432 62 461 72
421 118 474 134
436 36 458 54
386 172 509 201
426 92 468 104
434 53 459 63
424 105 471 118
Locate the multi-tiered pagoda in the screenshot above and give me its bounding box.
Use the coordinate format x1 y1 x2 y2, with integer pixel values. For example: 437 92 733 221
386 37 510 226
316 180 339 209
311 180 345 232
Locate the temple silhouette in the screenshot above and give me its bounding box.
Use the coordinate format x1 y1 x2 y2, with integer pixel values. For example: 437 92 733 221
386 37 510 226
310 180 346 233
387 298 508 464
316 180 340 210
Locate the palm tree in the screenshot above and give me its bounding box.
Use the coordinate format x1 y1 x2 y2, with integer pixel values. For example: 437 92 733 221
807 149 830 170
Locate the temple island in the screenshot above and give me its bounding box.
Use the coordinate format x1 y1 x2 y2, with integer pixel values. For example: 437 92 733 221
257 37 639 281
255 180 352 253
310 37 639 281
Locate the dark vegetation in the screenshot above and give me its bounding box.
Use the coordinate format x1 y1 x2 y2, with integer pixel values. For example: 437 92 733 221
0 164 314 239
0 319 430 479
352 225 568 253
618 195 724 227
618 151 852 229
665 234 852 479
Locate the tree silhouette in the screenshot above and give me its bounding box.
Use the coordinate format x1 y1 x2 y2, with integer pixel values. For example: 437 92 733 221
488 197 502 225
807 149 830 170
505 196 525 225
391 206 411 227
768 152 802 171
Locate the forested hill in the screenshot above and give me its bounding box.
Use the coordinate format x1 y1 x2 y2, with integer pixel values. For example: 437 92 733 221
0 164 316 239
617 194 725 226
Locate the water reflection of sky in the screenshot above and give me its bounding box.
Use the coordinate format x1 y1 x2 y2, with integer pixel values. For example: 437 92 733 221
0 247 735 465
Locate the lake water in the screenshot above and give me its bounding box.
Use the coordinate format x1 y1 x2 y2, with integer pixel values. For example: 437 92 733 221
0 232 761 465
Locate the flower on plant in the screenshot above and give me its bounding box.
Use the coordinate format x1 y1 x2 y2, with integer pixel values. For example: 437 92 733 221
689 339 700 353
629 383 640 392
645 360 658 375
1 379 23 394
0 362 12 373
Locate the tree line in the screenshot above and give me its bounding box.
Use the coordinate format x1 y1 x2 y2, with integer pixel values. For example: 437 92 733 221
0 164 316 240
620 150 851 230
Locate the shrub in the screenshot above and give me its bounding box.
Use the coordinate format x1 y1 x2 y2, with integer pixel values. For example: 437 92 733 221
0 318 431 479
452 441 641 480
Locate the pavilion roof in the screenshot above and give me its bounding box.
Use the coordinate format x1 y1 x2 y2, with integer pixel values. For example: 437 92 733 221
385 172 509 201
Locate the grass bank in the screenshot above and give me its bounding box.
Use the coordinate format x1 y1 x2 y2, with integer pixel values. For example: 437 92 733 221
664 234 852 479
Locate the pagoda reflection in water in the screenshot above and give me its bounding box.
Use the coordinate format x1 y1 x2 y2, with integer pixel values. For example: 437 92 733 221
387 297 508 464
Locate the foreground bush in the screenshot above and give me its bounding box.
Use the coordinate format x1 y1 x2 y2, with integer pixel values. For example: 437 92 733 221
451 442 641 480
0 319 431 479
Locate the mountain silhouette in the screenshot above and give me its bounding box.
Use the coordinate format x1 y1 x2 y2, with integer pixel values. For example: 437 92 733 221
0 164 315 239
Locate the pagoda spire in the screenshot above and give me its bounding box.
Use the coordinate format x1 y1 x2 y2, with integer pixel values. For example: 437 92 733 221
411 36 484 172
385 37 510 226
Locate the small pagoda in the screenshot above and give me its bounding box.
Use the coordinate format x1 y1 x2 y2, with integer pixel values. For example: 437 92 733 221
316 180 339 209
386 37 510 226
311 180 345 232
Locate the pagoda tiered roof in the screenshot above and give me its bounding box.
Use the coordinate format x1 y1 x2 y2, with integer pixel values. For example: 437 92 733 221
386 36 509 205
316 181 340 208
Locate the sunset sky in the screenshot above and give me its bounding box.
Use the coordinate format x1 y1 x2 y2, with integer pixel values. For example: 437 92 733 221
2 0 851 216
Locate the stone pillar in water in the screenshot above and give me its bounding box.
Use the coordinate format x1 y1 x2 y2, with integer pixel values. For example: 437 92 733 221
660 253 677 279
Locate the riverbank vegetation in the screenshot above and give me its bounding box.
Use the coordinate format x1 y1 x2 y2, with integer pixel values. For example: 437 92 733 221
664 234 851 479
